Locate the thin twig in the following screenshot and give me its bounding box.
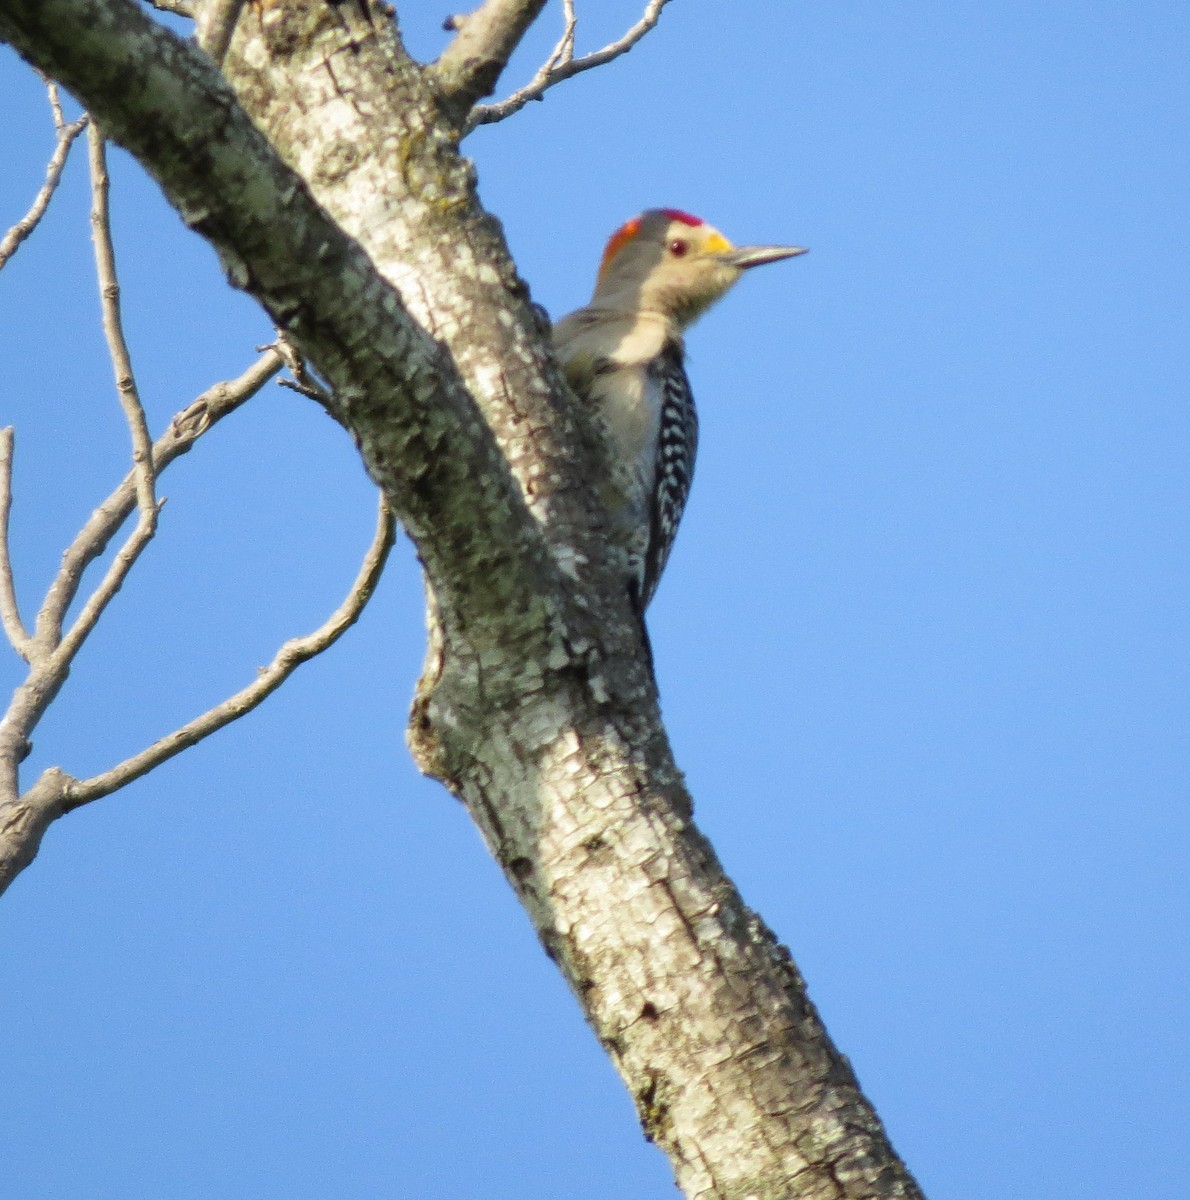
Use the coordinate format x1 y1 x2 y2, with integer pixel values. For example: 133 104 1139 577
274 331 344 424
0 84 88 273
467 0 672 132
515 0 577 95
63 494 396 810
33 350 283 654
0 429 32 660
196 0 246 67
560 0 577 60
88 125 158 526
277 375 334 408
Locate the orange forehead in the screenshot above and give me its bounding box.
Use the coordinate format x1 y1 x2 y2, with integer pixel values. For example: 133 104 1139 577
599 216 643 277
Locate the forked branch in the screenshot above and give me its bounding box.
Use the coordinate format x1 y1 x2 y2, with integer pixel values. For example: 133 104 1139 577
30 351 282 659
0 349 283 891
1 98 384 823
466 0 672 132
33 125 164 666
434 0 550 116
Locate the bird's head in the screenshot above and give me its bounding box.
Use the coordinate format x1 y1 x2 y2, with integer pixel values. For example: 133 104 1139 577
592 208 806 329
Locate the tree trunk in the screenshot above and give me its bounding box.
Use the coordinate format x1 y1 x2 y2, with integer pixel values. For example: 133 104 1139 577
0 2 925 1195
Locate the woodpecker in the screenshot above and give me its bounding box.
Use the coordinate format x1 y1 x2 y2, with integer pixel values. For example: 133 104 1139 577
553 208 806 613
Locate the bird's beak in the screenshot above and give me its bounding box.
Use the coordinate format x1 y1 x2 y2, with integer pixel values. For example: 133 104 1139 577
719 245 808 269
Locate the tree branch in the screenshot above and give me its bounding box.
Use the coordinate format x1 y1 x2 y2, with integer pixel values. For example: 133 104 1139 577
63 493 395 810
2 485 386 871
145 0 193 15
0 351 281 888
434 0 549 118
24 124 165 669
0 82 88 273
467 0 672 132
52 503 163 669
88 124 158 529
0 0 555 645
32 350 282 656
0 430 31 660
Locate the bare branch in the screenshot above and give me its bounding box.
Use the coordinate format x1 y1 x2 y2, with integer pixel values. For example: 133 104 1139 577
33 350 283 654
145 0 194 17
2 488 389 884
1 0 546 644
0 83 88 272
194 0 245 66
0 429 32 660
467 0 672 132
37 125 167 667
0 352 283 850
559 0 576 60
63 494 396 810
88 125 158 525
434 0 550 116
53 500 163 666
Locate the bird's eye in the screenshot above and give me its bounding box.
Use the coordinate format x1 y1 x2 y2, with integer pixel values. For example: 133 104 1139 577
668 239 689 257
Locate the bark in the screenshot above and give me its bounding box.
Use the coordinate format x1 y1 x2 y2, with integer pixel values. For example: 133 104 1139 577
0 2 926 1197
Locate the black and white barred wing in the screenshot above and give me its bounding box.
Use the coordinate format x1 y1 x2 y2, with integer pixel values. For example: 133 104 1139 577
642 342 699 608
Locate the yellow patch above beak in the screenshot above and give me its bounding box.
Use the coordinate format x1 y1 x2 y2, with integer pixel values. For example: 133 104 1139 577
701 231 734 257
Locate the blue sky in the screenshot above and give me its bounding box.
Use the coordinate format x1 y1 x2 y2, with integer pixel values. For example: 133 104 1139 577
1 1 1188 1196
